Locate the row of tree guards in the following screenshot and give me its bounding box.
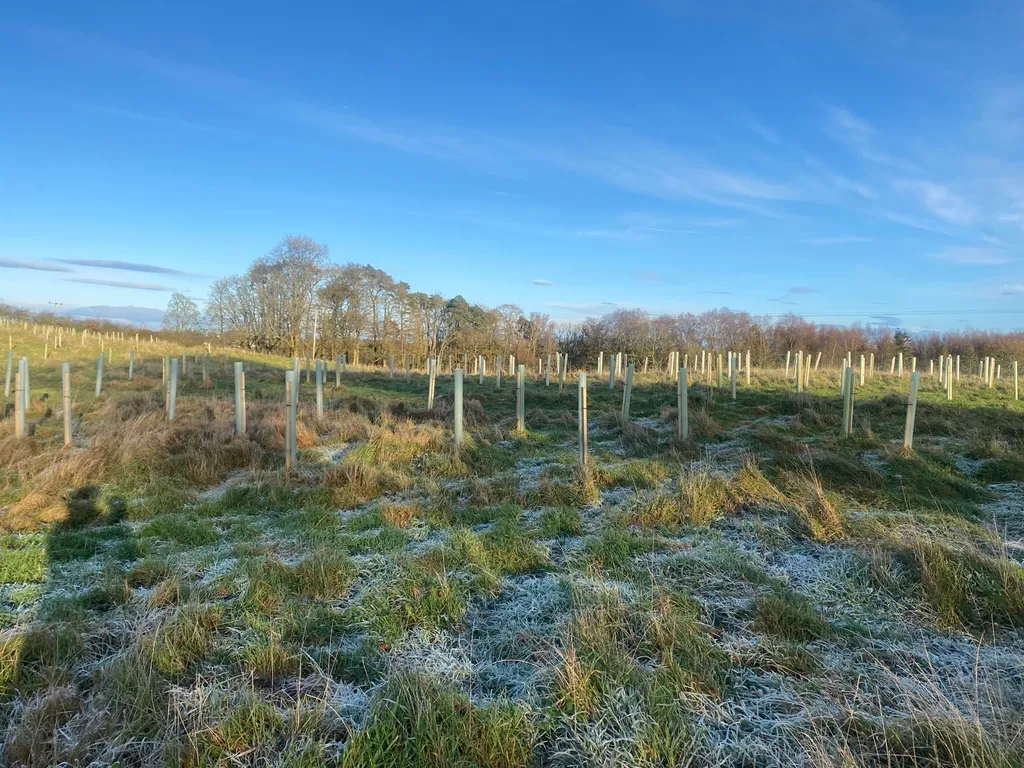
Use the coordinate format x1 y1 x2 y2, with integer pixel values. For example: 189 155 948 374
5 346 1019 461
268 353 938 468
3 316 1022 381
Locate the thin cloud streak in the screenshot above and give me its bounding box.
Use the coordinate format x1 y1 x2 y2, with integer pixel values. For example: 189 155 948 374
548 302 619 316
933 247 1013 266
769 285 817 303
63 277 175 291
0 258 74 272
825 106 918 172
50 258 207 277
804 235 873 246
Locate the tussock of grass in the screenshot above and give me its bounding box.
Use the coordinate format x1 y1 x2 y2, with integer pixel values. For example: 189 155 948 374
343 671 535 768
376 501 422 528
583 528 659 573
139 603 221 676
242 550 357 613
1 684 83 767
615 415 661 456
894 539 1024 631
432 394 488 430
690 406 721 439
424 522 551 593
537 507 583 538
975 456 1024 483
1 622 85 696
235 631 300 682
785 471 848 543
523 463 600 508
127 557 172 588
752 590 835 642
326 456 411 508
732 458 788 509
626 470 733 527
139 514 219 548
166 681 291 765
465 473 517 507
838 711 1020 768
593 459 670 490
558 588 730 715
352 565 469 642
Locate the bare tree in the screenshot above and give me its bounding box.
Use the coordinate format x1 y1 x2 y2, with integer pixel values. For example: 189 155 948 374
163 292 202 332
251 236 328 356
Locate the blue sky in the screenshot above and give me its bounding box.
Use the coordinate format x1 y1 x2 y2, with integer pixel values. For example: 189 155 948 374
2 1 1023 330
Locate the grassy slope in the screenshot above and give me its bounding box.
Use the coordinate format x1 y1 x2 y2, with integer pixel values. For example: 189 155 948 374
2 329 1024 766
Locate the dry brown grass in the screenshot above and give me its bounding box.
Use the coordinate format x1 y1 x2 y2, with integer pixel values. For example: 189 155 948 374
431 394 487 429
732 458 789 509
2 397 273 531
2 684 83 767
785 470 847 543
690 406 722 439
325 459 411 508
378 501 422 527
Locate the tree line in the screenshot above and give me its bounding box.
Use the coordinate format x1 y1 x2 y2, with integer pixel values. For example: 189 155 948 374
189 236 1024 371
9 234 1024 371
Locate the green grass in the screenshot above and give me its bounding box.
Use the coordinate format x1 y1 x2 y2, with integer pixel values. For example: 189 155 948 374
138 514 219 548
6 328 1024 765
343 672 536 768
537 507 583 538
0 535 46 583
350 564 470 642
752 590 836 642
892 540 1024 632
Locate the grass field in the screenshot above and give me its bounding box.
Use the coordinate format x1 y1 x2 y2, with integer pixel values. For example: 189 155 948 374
3 327 1024 766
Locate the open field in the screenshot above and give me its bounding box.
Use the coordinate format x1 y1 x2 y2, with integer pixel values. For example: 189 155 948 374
3 327 1024 766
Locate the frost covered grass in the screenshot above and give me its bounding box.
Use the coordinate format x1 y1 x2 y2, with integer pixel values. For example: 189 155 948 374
3 331 1024 765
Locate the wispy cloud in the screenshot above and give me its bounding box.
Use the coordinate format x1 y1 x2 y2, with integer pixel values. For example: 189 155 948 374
547 302 620 316
829 173 877 200
542 141 800 211
1001 283 1024 296
871 315 903 326
883 210 949 234
615 212 746 235
933 247 1013 265
825 106 918 171
287 100 495 165
769 286 817 303
827 107 875 146
530 279 555 286
50 258 206 276
570 228 643 241
894 180 977 226
63 277 175 291
747 120 780 144
57 304 165 325
804 235 873 246
0 258 74 272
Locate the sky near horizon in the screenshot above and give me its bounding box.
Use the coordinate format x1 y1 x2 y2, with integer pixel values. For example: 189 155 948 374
1 1 1023 331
